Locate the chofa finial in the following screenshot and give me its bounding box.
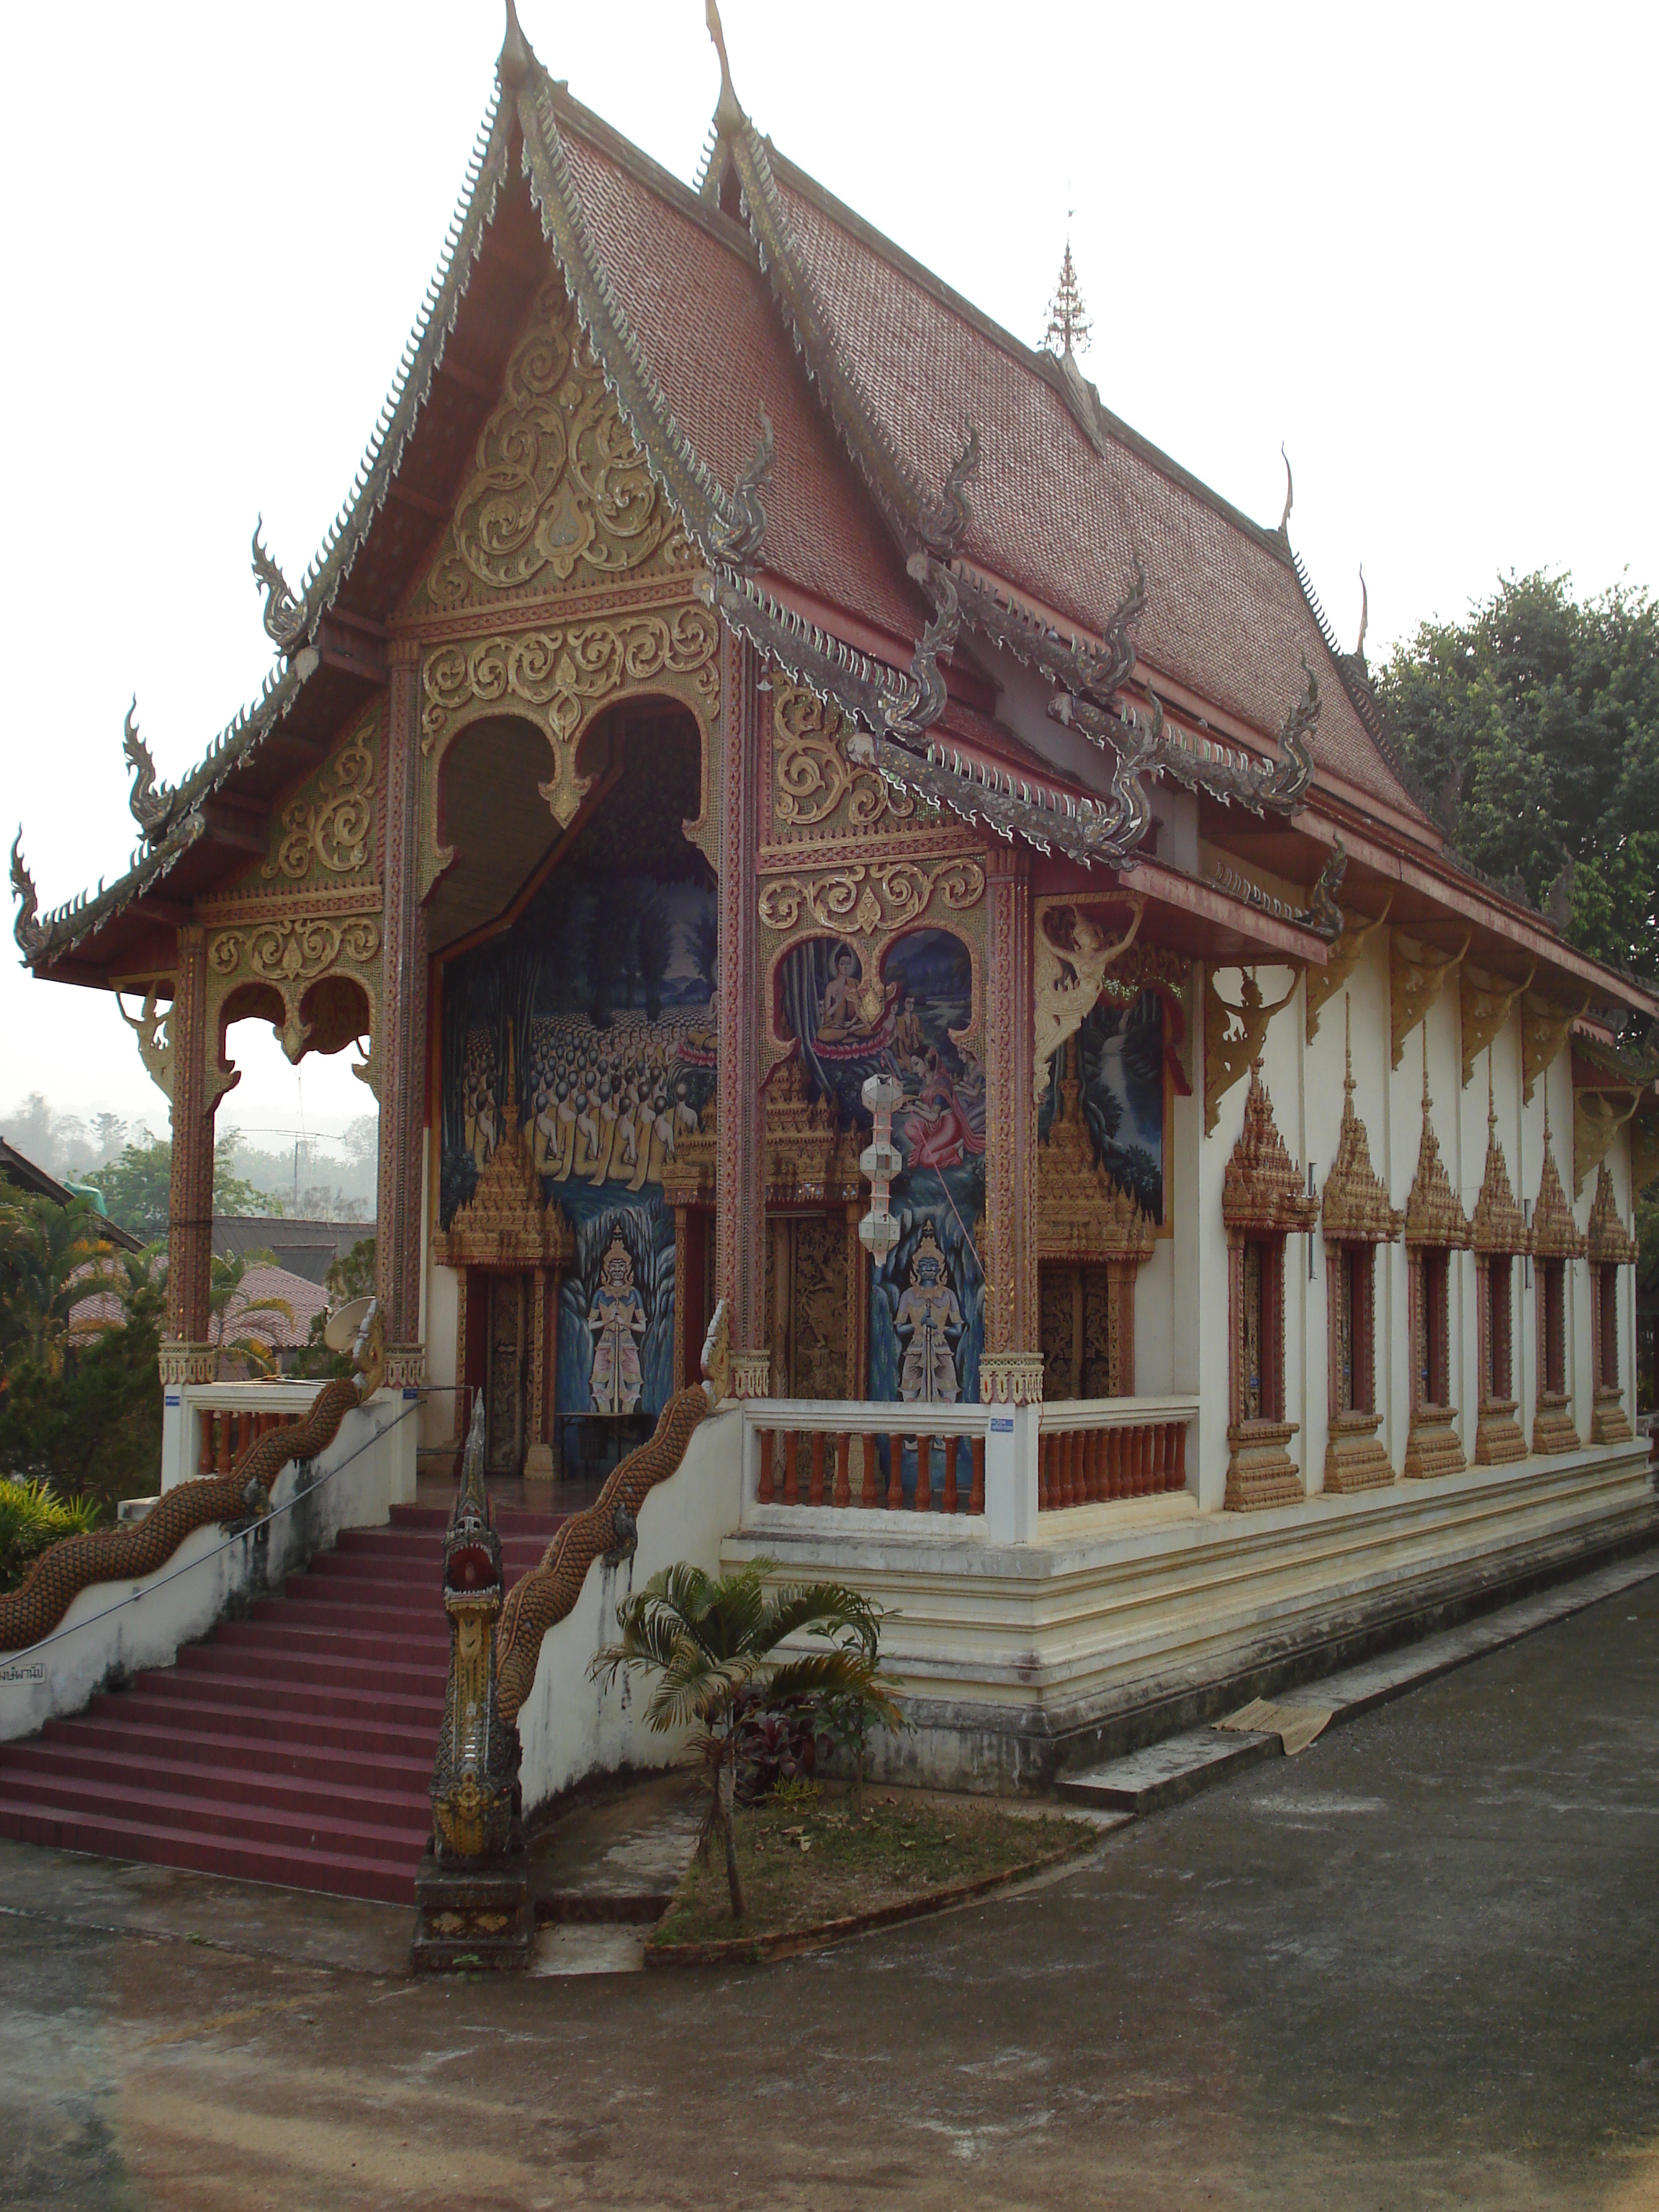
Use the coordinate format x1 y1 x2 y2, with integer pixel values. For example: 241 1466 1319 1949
497 0 535 89
1355 565 1369 660
706 0 746 130
1278 444 1294 535
11 829 47 960
250 516 305 651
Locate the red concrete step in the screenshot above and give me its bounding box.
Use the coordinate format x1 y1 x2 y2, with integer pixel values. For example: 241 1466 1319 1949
132 1667 444 1730
0 1801 421 1905
51 1711 436 1779
0 1764 429 1853
10 1740 431 1821
94 1687 441 1756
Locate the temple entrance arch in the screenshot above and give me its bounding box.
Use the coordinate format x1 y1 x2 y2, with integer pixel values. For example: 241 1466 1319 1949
431 701 716 1480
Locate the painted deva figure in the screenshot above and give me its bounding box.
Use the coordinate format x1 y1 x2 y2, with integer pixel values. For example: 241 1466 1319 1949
588 1231 647 1415
894 1220 962 1405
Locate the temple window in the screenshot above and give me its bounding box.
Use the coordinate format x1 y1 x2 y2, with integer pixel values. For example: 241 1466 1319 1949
1470 1080 1528 1466
1586 1163 1639 1444
1221 1062 1316 1510
1036 1032 1158 1401
1402 1058 1471 1480
1528 1108 1584 1455
1318 1003 1401 1491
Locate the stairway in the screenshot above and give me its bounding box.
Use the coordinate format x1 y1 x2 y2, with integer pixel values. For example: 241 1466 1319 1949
0 1501 565 1905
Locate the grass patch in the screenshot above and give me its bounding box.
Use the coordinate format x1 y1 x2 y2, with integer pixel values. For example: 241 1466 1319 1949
650 1789 1096 1950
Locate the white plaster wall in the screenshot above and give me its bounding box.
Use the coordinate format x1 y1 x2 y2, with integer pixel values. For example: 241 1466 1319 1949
424 1256 459 1460
515 1404 745 1813
1384 957 1468 1455
0 1392 411 1740
1133 1236 1175 1398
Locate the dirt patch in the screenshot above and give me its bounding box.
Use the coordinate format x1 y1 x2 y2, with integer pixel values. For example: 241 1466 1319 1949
650 1788 1096 1953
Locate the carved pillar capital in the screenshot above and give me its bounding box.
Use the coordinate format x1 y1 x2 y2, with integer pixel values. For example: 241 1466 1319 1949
157 1341 216 1388
729 1349 772 1400
978 1352 1044 1406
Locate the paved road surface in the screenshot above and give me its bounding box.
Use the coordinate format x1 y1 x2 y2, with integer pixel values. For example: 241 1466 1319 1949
3 1570 1656 2210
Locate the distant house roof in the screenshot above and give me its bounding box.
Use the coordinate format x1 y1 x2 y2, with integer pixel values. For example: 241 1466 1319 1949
212 1216 374 1287
1 1137 145 1251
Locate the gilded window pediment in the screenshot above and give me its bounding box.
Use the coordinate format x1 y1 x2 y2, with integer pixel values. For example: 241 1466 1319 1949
1471 1098 1528 1256
1403 1070 1471 1249
1587 1162 1638 1266
1531 1125 1585 1259
1222 1063 1317 1236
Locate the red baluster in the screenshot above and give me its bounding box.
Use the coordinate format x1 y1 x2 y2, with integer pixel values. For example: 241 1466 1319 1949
941 1433 958 1515
783 1431 800 1506
860 1433 878 1509
757 1429 775 1505
833 1432 852 1509
887 1434 904 1510
969 1434 986 1515
809 1431 827 1507
914 1434 932 1512
1173 1419 1187 1489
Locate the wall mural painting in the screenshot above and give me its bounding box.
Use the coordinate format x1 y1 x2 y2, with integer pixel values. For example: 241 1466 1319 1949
1038 988 1169 1224
778 928 986 1413
439 727 716 1424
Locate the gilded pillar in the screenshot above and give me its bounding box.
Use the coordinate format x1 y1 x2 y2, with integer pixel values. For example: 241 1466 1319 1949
981 842 1041 1400
377 639 428 1375
165 922 215 1347
714 621 768 1394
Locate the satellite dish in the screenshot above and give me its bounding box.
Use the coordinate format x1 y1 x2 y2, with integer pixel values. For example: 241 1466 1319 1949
323 1294 374 1354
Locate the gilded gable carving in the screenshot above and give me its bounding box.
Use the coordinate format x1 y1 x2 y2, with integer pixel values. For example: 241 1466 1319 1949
1222 1064 1318 1235
261 708 378 886
1587 1163 1639 1266
1403 1066 1471 1249
769 682 915 842
423 281 690 611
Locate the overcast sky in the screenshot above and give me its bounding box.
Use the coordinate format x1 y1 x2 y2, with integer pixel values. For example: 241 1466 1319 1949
2 0 1654 1150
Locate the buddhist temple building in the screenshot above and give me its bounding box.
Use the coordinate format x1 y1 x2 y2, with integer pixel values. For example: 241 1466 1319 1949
9 1 1658 1804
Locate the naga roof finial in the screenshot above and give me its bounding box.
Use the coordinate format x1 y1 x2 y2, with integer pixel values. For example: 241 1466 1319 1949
11 830 46 961
706 0 747 131
250 516 305 651
122 697 171 843
1278 444 1294 534
1355 565 1369 661
497 0 536 89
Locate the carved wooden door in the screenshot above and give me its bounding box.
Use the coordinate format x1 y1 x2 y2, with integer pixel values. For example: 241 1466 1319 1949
486 1273 526 1475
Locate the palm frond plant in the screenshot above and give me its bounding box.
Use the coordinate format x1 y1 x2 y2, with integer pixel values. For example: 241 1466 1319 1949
0 1476 101 1593
590 1559 894 1920
207 1249 294 1378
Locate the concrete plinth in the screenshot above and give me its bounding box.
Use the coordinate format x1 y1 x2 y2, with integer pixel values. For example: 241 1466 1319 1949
409 1845 533 1973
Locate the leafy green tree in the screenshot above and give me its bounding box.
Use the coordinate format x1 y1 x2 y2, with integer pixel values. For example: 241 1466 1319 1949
0 1192 119 1375
84 1128 281 1241
0 1244 167 1511
1375 572 1659 1001
593 1560 890 1920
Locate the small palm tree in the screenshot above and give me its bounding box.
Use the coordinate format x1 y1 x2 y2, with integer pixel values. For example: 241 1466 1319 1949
207 1249 295 1377
591 1560 895 1920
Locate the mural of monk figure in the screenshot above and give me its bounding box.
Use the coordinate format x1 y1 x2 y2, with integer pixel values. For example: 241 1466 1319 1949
588 1231 647 1415
815 945 897 1048
894 1220 963 1405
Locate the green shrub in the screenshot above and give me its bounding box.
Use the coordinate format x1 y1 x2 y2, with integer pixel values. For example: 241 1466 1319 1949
0 1477 99 1593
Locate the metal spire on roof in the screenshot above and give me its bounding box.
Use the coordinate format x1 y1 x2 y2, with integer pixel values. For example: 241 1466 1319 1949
1043 235 1091 358
1278 444 1294 534
497 0 536 89
706 0 747 131
1355 566 1369 660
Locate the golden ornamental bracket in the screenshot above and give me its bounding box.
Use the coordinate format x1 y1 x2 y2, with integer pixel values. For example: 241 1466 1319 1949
1521 986 1591 1105
1305 896 1390 1046
115 981 176 1105
1458 958 1534 1089
1573 1081 1641 1200
1032 895 1143 1105
1389 928 1470 1071
1204 966 1298 1136
770 681 915 838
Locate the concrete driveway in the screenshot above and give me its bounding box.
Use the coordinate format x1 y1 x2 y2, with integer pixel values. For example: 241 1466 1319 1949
3 1570 1656 2211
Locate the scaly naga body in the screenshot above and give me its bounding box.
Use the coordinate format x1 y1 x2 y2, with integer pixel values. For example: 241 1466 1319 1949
430 1396 519 1863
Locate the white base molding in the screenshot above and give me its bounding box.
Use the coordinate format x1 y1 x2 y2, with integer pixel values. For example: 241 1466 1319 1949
1323 1411 1394 1494
722 1439 1655 1792
1224 1420 1303 1511
1403 1405 1465 1480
